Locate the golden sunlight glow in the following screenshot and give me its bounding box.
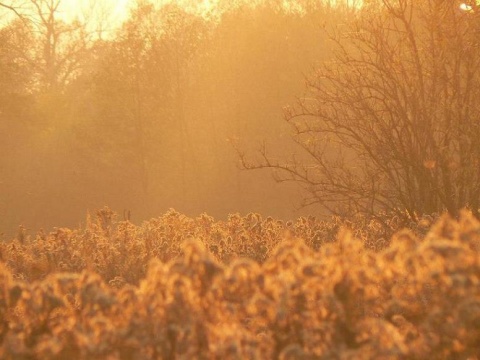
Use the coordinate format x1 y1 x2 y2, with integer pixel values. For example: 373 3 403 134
60 0 131 23
459 3 474 12
61 0 219 25
0 0 220 35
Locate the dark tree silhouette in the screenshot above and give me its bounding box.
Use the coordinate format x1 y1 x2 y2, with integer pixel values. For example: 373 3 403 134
240 0 480 222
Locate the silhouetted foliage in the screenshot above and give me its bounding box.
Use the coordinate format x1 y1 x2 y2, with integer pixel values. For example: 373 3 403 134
241 0 480 222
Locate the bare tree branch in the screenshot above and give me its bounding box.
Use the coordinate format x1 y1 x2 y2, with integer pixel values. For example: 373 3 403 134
239 0 480 223
0 1 29 23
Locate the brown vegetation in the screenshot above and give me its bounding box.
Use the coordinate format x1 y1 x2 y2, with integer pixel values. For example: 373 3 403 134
1 208 479 359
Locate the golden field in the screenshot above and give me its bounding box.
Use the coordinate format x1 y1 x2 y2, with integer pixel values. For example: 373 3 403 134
1 208 479 359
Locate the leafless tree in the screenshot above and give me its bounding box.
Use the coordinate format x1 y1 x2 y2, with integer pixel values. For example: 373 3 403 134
239 0 480 222
0 2 23 18
1 0 108 90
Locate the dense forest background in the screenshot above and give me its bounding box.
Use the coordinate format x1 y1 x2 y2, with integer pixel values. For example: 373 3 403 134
0 0 358 237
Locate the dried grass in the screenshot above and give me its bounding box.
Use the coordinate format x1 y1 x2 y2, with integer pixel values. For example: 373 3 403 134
1 208 479 359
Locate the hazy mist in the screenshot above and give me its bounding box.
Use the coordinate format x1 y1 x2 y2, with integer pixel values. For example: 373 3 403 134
0 0 356 237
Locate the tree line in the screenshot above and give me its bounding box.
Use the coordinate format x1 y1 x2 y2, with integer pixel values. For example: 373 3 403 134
0 0 353 235
1 0 477 237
